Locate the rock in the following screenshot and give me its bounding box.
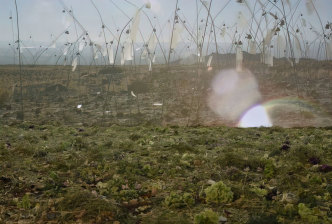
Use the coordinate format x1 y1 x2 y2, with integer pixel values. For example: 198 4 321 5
47 212 57 220
219 215 227 223
319 164 332 173
0 176 11 184
207 179 216 185
308 157 320 165
281 192 298 204
266 188 278 201
129 199 138 207
280 144 290 151
309 164 320 172
151 187 158 196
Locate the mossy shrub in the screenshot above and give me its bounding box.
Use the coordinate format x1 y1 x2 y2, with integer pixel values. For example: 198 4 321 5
298 203 319 223
164 192 195 208
204 181 233 204
194 209 219 224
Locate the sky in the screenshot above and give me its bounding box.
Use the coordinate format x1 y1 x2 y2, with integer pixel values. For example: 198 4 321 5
0 0 331 65
0 0 331 42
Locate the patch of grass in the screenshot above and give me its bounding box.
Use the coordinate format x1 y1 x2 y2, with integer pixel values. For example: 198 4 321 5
56 188 118 222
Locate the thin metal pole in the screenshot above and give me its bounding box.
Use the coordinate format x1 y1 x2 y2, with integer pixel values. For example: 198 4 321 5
14 0 24 120
167 0 179 65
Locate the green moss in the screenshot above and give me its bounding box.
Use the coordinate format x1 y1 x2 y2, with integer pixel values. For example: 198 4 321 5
281 203 297 217
218 152 265 170
72 136 88 150
164 191 195 208
309 174 323 185
17 194 31 209
119 189 139 200
182 192 195 206
326 184 332 194
269 148 281 157
118 139 134 150
298 203 319 223
194 209 219 224
171 142 195 153
250 187 268 197
129 133 142 141
298 191 318 207
204 181 233 204
264 160 275 179
143 164 151 173
1 124 331 223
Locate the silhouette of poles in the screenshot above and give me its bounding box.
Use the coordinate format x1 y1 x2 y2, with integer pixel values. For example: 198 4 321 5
167 0 179 65
14 0 24 121
9 11 16 65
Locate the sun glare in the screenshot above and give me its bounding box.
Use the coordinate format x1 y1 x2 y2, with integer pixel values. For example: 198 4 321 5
238 105 272 128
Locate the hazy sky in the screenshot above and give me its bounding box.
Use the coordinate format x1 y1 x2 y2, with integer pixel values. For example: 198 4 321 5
0 0 331 44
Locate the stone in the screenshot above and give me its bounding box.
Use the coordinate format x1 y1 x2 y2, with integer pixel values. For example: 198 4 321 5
219 215 227 223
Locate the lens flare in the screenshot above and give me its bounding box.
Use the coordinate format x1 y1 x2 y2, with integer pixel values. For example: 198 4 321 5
208 69 261 122
263 97 332 127
238 105 272 128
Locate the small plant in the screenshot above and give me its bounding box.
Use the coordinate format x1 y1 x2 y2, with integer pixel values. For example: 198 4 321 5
281 203 297 217
194 209 219 224
18 194 31 209
119 189 139 201
309 174 323 185
142 164 155 177
129 133 142 141
298 203 319 223
250 186 268 197
164 191 195 208
264 160 275 179
204 181 233 204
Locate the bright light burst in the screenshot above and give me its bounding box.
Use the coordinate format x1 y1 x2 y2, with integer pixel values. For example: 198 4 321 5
238 105 272 128
208 69 262 122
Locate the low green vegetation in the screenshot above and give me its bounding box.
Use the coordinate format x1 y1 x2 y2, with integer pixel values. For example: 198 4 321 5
0 123 331 223
204 181 233 205
194 209 219 224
